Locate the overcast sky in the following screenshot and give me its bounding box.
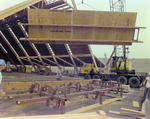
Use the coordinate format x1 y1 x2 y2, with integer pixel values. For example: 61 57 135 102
0 0 150 59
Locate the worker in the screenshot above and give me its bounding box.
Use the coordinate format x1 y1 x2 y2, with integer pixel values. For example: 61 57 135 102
112 56 116 67
0 59 6 96
118 57 122 69
57 66 62 81
139 72 150 108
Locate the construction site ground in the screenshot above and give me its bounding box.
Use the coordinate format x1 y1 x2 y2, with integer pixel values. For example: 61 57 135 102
0 72 144 119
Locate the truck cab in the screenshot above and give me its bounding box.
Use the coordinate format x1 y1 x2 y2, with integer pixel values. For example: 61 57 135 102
81 63 98 74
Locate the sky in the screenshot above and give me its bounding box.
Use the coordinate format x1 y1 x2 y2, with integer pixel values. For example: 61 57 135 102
0 0 150 59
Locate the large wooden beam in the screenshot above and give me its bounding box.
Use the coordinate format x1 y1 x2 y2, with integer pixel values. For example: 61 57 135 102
0 0 42 20
20 9 145 45
5 79 92 90
20 38 138 45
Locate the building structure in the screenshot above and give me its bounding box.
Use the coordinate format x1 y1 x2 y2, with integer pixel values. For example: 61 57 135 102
0 0 105 74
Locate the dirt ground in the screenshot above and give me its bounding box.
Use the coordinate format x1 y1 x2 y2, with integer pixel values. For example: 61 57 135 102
0 72 145 119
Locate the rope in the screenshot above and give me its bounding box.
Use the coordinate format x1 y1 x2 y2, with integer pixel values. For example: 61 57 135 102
76 1 98 10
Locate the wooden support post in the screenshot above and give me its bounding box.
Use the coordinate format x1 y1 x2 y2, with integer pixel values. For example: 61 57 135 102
61 100 65 114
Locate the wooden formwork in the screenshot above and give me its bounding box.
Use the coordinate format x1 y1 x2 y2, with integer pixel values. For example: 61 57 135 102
20 9 145 45
5 79 93 90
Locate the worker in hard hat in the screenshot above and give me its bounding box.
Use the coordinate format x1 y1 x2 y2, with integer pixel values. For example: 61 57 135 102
139 72 150 109
57 66 62 81
0 59 6 96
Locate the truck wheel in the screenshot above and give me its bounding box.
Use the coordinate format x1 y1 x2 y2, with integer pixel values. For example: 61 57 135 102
92 75 100 79
117 76 127 85
129 77 140 88
84 74 91 79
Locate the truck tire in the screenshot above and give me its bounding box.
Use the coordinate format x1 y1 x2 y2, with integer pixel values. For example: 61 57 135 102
84 74 91 79
129 77 140 88
92 75 100 79
117 76 127 85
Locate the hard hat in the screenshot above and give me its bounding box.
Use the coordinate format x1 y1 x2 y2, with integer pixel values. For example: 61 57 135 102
59 66 62 69
0 59 6 65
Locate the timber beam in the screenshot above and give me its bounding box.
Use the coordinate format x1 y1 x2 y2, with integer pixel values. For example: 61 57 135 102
20 9 145 45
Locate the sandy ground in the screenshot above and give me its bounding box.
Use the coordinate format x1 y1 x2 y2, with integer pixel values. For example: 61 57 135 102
0 72 145 119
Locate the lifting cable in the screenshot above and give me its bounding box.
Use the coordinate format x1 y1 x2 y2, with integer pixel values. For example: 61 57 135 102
76 0 98 10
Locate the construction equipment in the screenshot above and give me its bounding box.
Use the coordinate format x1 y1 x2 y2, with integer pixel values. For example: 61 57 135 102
78 46 146 88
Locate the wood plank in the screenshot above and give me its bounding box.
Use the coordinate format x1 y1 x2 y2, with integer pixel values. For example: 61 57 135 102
20 38 136 45
133 101 140 107
20 23 146 29
67 97 126 114
0 110 106 119
120 108 145 115
103 93 122 98
109 110 145 118
5 79 93 90
0 0 42 20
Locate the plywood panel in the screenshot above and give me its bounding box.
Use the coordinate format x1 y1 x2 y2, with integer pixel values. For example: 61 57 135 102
50 10 72 25
54 26 71 39
38 9 50 24
29 26 40 38
94 11 137 27
40 26 54 38
94 11 115 26
73 27 93 39
73 10 94 25
122 29 135 40
28 9 39 24
115 12 137 26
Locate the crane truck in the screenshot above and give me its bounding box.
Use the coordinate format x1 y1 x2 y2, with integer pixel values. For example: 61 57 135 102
78 46 146 88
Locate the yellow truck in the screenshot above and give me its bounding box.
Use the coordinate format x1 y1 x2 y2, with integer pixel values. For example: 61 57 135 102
78 58 146 88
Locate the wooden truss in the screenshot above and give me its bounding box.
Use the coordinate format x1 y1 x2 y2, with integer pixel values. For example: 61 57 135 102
0 0 105 74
